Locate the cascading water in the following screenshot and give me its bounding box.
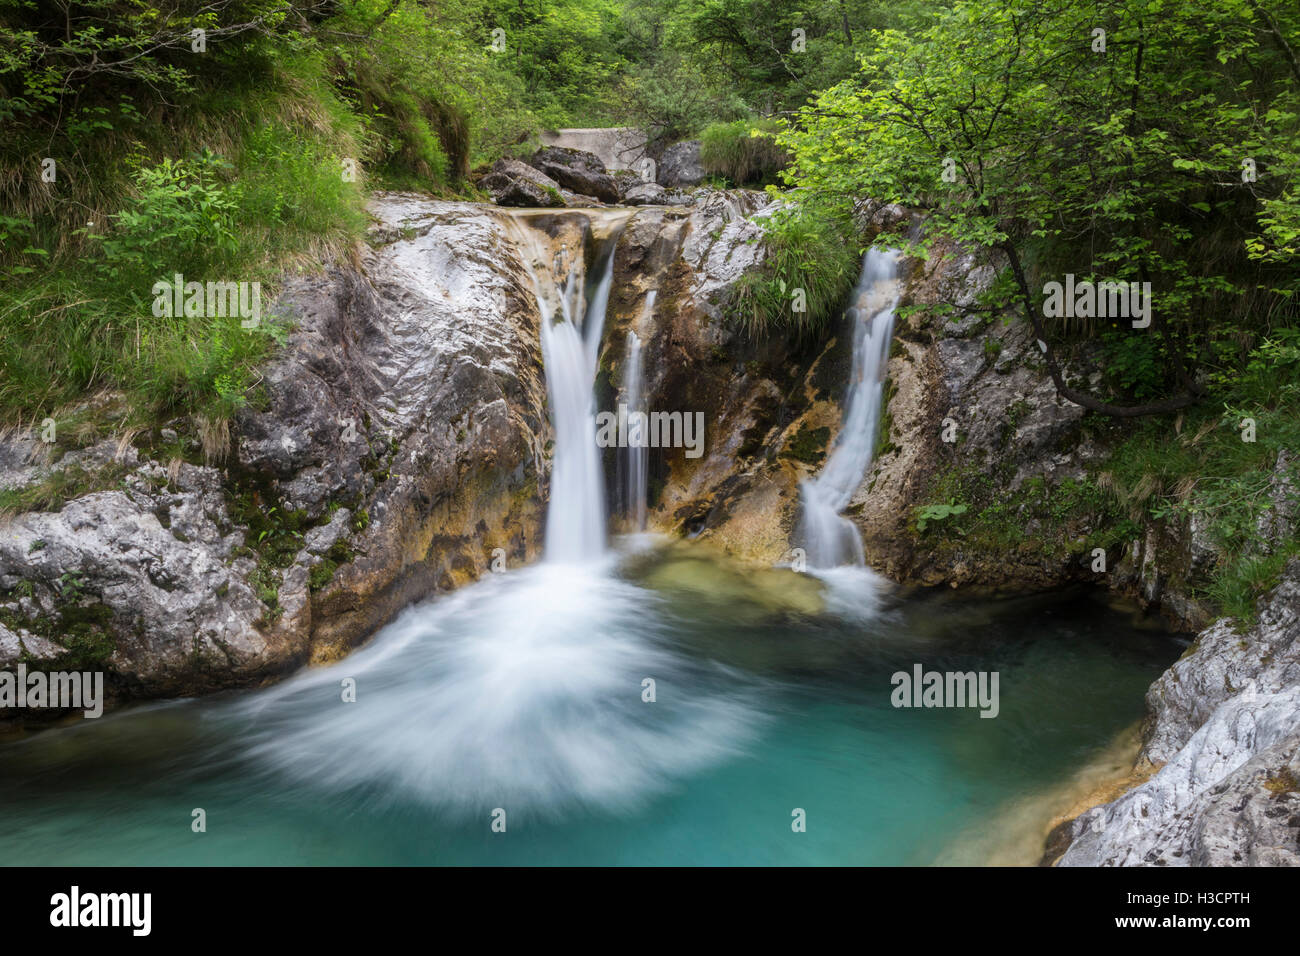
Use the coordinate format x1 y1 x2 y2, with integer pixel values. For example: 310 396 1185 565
197 210 766 822
621 331 647 530
798 248 902 568
619 290 655 531
0 207 1183 866
505 212 631 562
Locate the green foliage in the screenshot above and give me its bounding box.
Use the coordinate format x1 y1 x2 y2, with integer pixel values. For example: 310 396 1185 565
729 200 861 342
623 0 942 120
699 119 789 186
93 152 238 284
615 52 741 149
309 539 357 592
915 501 967 532
778 0 1300 410
1101 331 1300 621
781 424 830 464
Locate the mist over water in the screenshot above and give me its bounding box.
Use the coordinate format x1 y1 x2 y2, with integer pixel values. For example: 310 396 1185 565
235 561 766 818
0 565 1179 865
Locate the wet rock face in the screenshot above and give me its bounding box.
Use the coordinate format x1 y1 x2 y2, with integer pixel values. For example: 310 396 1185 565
0 195 549 708
530 146 621 204
479 158 566 208
599 189 846 560
847 238 1111 591
245 196 551 661
628 216 1113 576
1057 562 1300 866
658 141 704 189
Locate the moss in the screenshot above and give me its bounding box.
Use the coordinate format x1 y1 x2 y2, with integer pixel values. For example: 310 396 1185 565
809 322 856 402
648 473 666 510
248 563 282 616
510 474 538 509
781 424 830 465
47 607 117 670
1 601 116 671
874 379 898 460
309 539 357 593
221 467 340 615
912 461 1132 560
1263 768 1299 794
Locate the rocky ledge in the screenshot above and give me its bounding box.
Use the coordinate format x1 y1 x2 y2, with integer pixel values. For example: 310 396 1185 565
1051 560 1300 866
0 196 553 711
0 189 784 719
475 144 701 209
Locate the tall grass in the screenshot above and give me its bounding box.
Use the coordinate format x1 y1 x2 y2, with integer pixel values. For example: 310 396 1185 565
728 200 861 343
0 53 368 434
699 118 790 187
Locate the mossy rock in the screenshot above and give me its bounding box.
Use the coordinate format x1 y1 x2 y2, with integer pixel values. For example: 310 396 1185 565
781 424 831 465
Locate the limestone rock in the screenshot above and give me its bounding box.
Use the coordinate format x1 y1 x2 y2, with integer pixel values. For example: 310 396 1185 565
1143 559 1300 765
479 158 566 208
658 141 705 189
1058 562 1300 865
622 182 670 206
530 146 620 203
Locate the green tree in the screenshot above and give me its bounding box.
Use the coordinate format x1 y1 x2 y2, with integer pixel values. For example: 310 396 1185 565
779 0 1300 416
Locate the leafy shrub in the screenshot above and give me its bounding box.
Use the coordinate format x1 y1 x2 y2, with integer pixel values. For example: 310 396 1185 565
93 152 237 285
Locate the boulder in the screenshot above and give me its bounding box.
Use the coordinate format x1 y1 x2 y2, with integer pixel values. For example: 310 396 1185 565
479 158 565 208
0 195 553 707
611 169 643 199
529 146 620 203
657 140 705 189
622 182 670 206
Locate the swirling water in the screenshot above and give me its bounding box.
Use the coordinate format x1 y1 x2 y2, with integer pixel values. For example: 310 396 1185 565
0 550 1178 866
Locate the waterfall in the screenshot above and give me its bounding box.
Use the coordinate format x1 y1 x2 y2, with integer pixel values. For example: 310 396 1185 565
620 290 655 531
505 212 631 563
797 248 902 568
